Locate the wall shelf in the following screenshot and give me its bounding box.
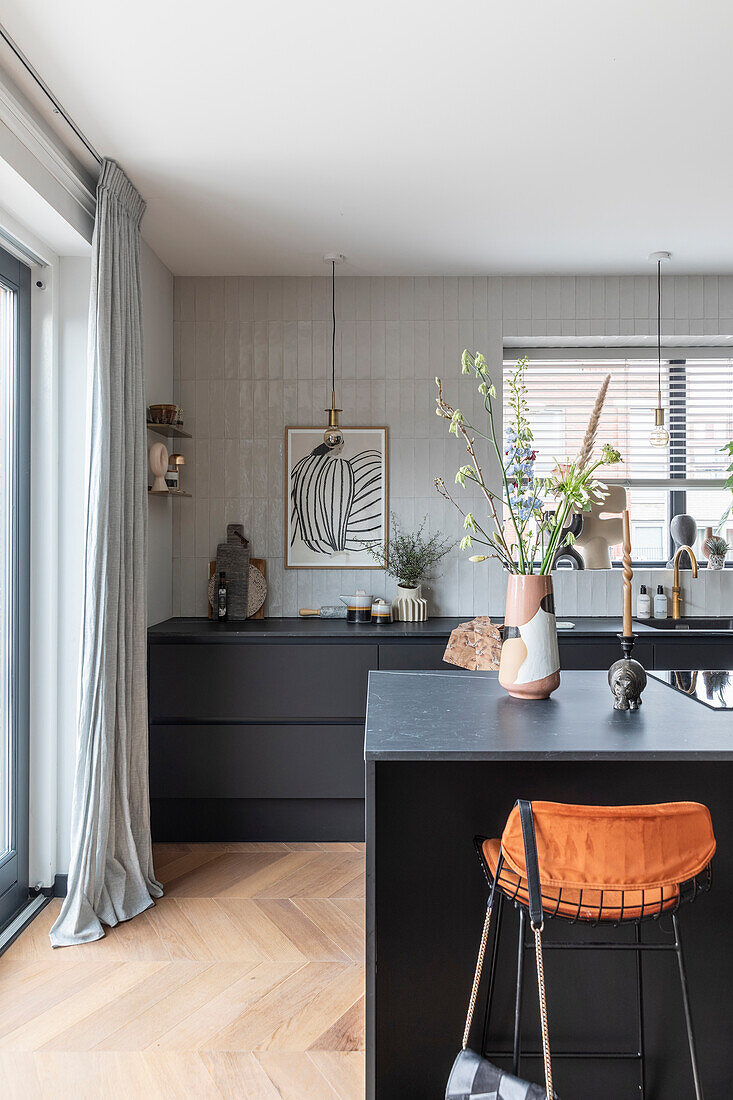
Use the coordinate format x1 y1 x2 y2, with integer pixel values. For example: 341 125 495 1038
146 422 191 439
148 489 192 498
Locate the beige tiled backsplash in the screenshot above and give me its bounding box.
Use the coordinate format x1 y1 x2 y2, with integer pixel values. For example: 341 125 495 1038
171 274 733 619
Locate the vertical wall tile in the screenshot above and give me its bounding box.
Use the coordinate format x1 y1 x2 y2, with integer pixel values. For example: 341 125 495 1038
172 273 733 617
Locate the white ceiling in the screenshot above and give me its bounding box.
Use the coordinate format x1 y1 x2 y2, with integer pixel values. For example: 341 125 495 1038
3 0 733 275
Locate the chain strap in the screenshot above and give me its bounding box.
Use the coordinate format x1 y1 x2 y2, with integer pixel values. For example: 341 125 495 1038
533 923 553 1100
461 903 492 1050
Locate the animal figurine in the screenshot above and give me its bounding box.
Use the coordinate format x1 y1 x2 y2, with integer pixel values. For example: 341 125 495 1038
608 657 647 711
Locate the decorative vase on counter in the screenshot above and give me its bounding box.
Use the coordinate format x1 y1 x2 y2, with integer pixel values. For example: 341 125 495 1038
392 583 428 622
498 574 561 700
709 553 726 571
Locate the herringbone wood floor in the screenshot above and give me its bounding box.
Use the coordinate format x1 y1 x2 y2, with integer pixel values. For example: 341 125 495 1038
0 842 365 1098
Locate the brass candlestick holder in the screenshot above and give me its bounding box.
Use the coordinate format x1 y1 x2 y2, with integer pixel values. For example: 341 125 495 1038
609 633 647 711
609 512 647 710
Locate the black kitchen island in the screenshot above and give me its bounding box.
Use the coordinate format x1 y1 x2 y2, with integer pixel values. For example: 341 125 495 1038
365 669 733 1098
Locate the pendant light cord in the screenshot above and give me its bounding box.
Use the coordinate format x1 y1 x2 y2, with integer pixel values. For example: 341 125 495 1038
331 259 336 397
657 259 662 405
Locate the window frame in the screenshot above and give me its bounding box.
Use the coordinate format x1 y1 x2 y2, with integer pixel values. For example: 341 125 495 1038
0 245 31 932
502 346 733 569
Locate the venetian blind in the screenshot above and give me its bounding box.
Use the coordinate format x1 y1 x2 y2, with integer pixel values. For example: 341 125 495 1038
502 357 733 485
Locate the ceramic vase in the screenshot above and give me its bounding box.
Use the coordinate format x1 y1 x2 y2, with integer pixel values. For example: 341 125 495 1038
498 574 561 700
392 583 428 622
709 554 726 570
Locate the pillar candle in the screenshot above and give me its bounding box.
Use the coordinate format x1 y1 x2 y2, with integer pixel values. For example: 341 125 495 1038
622 509 633 638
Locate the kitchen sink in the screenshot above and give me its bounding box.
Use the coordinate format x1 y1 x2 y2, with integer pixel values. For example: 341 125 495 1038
636 617 733 632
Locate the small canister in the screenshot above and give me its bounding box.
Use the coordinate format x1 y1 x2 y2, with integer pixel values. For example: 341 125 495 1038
371 599 392 624
339 590 373 623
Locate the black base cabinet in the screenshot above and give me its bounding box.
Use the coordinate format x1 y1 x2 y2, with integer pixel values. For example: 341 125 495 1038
148 619 733 842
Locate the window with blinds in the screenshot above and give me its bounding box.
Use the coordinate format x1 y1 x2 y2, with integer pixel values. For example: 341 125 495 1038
503 356 733 483
502 355 733 563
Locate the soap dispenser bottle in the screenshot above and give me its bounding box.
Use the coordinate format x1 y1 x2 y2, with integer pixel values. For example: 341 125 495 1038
653 584 668 618
637 584 651 619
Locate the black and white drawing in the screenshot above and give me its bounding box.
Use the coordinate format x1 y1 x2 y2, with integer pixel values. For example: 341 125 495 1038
285 427 388 568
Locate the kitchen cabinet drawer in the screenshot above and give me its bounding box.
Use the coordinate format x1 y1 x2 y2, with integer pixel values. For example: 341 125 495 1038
149 723 365 799
378 643 453 671
559 639 653 670
149 643 376 720
653 640 733 670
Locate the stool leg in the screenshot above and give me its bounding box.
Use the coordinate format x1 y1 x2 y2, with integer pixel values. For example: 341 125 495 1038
672 913 704 1100
480 892 504 1057
635 922 645 1097
512 907 526 1076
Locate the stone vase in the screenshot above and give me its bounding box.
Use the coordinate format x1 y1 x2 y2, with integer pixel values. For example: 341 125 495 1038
392 583 428 622
498 574 561 700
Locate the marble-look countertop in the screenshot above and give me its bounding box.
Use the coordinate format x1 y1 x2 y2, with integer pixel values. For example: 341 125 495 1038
364 669 733 761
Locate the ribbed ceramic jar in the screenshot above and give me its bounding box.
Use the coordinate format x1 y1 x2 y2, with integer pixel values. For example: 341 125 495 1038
498 574 561 699
392 583 428 622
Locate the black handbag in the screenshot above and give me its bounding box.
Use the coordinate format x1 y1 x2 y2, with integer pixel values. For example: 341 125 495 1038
446 800 559 1100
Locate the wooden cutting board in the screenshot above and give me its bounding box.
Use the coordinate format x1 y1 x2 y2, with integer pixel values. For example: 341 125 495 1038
208 558 266 619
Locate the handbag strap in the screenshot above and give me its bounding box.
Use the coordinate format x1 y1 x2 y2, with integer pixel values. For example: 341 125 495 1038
461 805 554 1100
461 854 503 1050
517 799 553 1100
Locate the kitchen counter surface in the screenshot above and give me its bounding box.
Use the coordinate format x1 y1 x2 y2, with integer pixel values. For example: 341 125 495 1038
364 668 733 761
147 614 723 640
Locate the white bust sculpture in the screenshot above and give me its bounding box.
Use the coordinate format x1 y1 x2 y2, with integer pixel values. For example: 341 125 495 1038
575 484 627 569
149 441 169 492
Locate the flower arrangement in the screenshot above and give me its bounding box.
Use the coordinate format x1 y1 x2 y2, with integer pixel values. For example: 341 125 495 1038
434 352 621 575
363 513 454 588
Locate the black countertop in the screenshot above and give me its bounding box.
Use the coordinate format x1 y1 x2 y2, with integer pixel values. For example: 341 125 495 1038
147 615 699 641
364 669 733 761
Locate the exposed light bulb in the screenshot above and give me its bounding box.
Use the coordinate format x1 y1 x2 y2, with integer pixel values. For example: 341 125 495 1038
649 424 670 448
649 406 669 448
323 426 344 448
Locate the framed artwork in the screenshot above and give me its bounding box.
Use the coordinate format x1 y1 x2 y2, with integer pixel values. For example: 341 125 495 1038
285 426 388 569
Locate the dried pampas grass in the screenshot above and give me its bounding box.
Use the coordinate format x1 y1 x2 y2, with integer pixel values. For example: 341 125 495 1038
578 373 610 470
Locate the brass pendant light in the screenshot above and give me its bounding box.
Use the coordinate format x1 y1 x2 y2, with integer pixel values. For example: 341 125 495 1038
323 252 345 448
649 250 671 448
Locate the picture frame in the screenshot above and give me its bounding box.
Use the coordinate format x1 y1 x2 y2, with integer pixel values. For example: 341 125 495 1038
285 426 389 569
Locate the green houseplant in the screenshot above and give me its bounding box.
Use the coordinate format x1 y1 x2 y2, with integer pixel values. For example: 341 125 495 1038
363 514 454 621
704 534 729 570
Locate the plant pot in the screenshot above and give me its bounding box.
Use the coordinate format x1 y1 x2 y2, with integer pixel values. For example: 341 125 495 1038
498 574 561 700
392 583 428 622
709 554 726 570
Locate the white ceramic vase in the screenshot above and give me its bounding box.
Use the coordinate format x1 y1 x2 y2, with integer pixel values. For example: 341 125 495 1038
709 554 726 570
392 583 428 622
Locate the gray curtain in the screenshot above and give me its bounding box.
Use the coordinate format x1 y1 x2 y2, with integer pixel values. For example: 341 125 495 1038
50 160 162 947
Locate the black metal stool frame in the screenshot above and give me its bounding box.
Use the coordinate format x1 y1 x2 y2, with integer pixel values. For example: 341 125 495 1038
474 835 711 1099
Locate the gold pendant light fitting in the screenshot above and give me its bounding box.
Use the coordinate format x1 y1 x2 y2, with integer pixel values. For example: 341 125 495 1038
323 253 345 447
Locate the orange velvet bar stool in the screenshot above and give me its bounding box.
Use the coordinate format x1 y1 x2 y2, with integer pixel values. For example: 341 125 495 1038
476 801 715 1099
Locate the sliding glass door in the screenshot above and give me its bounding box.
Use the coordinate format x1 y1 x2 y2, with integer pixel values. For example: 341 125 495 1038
0 245 30 930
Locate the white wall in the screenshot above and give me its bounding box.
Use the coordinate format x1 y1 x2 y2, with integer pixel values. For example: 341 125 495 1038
171 274 733 619
141 240 174 626
55 256 90 875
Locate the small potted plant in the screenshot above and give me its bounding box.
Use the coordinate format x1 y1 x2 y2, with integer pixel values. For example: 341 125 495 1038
703 534 728 570
363 514 454 621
